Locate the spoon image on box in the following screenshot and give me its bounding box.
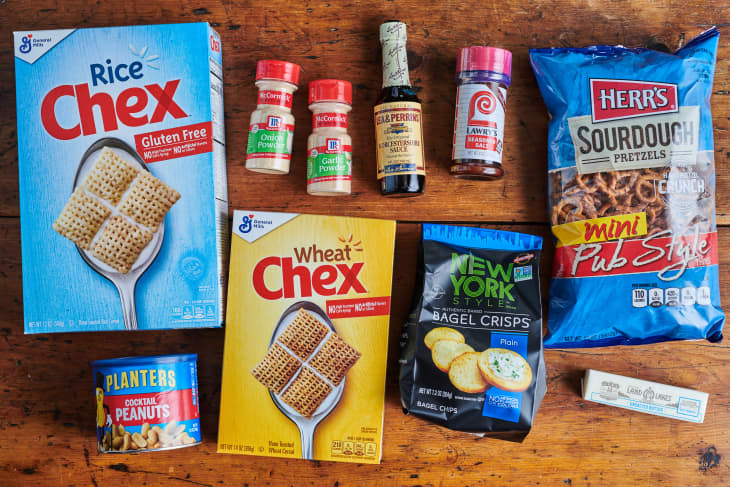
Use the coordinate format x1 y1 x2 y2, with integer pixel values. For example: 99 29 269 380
250 301 361 460
61 137 178 330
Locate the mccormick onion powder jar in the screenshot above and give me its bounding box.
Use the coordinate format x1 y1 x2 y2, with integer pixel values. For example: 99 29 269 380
451 47 512 180
306 79 353 196
245 60 301 174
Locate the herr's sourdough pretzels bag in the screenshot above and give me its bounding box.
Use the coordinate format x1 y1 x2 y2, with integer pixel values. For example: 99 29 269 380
530 28 725 348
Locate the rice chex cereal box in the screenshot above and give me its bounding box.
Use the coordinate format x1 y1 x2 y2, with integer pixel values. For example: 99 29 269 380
14 23 228 333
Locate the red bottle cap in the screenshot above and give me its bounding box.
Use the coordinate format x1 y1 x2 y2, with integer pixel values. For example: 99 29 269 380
255 60 301 85
456 47 512 78
309 79 352 105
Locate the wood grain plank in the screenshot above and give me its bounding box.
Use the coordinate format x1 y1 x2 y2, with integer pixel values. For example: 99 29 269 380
0 218 727 485
1 0 729 223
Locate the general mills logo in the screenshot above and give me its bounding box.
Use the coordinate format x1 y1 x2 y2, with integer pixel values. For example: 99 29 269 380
19 34 32 54
239 214 254 234
327 138 340 152
267 116 282 129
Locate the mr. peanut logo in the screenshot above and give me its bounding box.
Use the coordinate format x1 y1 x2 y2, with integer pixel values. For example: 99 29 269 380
239 214 254 233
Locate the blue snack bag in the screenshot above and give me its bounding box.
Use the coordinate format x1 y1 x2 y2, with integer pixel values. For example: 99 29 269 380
399 224 546 440
530 28 724 348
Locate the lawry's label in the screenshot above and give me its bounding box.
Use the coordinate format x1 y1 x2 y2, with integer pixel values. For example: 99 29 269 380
452 84 506 163
374 101 425 178
568 105 699 174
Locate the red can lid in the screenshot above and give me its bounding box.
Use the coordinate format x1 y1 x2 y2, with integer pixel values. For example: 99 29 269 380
309 79 352 105
256 60 301 85
456 46 512 77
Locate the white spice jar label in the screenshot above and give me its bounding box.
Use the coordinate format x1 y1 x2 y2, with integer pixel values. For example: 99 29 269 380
452 83 507 163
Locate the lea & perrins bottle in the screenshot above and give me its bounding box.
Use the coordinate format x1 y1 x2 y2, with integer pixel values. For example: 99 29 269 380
374 21 425 196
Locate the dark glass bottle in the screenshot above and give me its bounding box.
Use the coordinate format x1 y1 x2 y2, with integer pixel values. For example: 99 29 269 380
374 21 425 197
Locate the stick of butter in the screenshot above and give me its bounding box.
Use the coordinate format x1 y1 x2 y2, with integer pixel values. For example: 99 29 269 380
581 369 708 423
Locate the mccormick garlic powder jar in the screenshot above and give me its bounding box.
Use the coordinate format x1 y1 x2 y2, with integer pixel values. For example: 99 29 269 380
307 79 353 196
245 60 301 174
451 47 512 180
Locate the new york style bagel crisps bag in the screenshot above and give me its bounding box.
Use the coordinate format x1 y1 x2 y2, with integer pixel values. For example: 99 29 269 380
530 28 725 348
400 224 546 440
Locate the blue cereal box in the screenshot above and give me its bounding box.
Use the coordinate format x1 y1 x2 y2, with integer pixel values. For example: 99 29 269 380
14 23 228 333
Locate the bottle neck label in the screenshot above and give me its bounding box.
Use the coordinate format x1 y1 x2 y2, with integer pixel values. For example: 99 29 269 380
382 40 411 88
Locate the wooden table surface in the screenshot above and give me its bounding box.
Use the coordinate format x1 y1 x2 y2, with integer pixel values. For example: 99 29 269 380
1 0 729 485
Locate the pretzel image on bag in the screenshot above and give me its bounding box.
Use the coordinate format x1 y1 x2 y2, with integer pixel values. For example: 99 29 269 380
530 27 725 348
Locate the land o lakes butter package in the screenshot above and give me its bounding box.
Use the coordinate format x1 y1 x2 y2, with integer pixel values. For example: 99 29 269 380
14 23 228 333
218 210 396 464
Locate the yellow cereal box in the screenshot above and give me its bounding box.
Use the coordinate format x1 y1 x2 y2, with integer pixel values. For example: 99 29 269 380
218 210 396 464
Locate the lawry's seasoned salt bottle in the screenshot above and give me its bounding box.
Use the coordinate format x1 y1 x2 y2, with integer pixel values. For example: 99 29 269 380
451 47 512 180
307 79 353 196
245 60 301 174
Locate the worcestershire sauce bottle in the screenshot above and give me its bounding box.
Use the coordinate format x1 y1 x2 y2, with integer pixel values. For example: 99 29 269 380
374 21 426 196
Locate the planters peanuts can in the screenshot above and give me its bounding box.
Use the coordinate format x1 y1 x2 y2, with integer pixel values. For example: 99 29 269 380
92 354 201 453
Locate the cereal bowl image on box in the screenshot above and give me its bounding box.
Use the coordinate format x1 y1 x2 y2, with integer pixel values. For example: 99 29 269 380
14 23 228 333
92 354 201 453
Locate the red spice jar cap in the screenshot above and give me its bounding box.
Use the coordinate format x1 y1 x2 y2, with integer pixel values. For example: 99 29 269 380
309 79 352 105
256 60 301 85
456 46 512 78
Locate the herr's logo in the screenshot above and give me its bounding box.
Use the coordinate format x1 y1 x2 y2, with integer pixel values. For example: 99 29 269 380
590 79 678 123
19 34 32 53
467 91 497 126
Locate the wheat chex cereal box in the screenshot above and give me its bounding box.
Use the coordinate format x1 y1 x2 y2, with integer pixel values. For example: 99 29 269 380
14 23 228 333
218 210 396 463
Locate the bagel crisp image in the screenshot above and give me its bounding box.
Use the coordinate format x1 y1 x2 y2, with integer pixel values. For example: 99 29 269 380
431 340 474 373
448 352 487 394
478 348 532 393
424 327 465 350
